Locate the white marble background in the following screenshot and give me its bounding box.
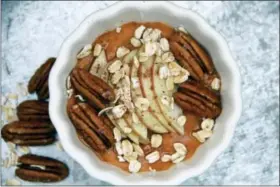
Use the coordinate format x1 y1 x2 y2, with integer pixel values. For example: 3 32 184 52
1 1 279 185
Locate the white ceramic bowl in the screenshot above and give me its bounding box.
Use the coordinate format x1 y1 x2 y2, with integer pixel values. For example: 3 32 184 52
49 1 242 185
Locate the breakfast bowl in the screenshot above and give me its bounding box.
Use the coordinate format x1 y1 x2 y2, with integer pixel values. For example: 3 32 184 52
48 1 242 185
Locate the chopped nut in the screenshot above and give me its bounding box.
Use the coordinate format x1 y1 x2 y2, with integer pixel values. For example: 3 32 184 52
166 76 174 91
177 115 187 127
93 44 102 57
201 118 215 131
131 77 139 88
124 152 138 162
142 28 153 42
132 143 144 156
111 70 123 85
112 105 127 118
171 152 181 161
116 46 130 58
143 28 152 38
134 97 150 111
151 134 163 148
129 160 141 173
90 50 107 76
108 60 122 73
172 155 185 164
161 95 170 106
150 29 161 42
138 52 149 62
115 141 123 155
121 64 130 76
77 44 92 59
116 27 122 33
173 143 187 155
134 25 146 39
145 42 157 56
192 130 213 143
117 155 126 162
159 65 170 79
113 127 122 142
5 178 21 186
161 154 172 162
160 38 169 52
133 56 140 68
130 37 142 47
211 78 220 90
122 140 133 156
162 52 175 63
145 151 160 163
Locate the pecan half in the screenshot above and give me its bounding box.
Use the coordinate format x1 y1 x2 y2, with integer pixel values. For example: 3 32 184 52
100 115 115 129
16 154 69 182
1 121 56 145
68 102 114 152
71 69 115 110
17 100 49 121
174 81 221 118
170 31 216 82
28 57 56 100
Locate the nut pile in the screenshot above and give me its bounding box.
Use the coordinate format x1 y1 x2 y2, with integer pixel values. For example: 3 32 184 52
1 58 69 184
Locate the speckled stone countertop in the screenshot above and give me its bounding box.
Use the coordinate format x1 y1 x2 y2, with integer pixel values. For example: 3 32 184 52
1 1 279 185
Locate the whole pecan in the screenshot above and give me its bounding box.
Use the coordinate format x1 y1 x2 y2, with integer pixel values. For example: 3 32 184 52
174 81 221 118
70 69 115 110
170 31 216 82
28 57 56 100
17 100 49 121
68 102 114 152
16 154 69 182
1 121 56 146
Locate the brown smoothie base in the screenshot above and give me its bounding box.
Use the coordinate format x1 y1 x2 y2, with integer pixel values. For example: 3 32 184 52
69 22 203 173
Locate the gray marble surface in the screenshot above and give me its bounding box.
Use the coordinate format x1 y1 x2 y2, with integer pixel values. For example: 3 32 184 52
1 1 279 185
